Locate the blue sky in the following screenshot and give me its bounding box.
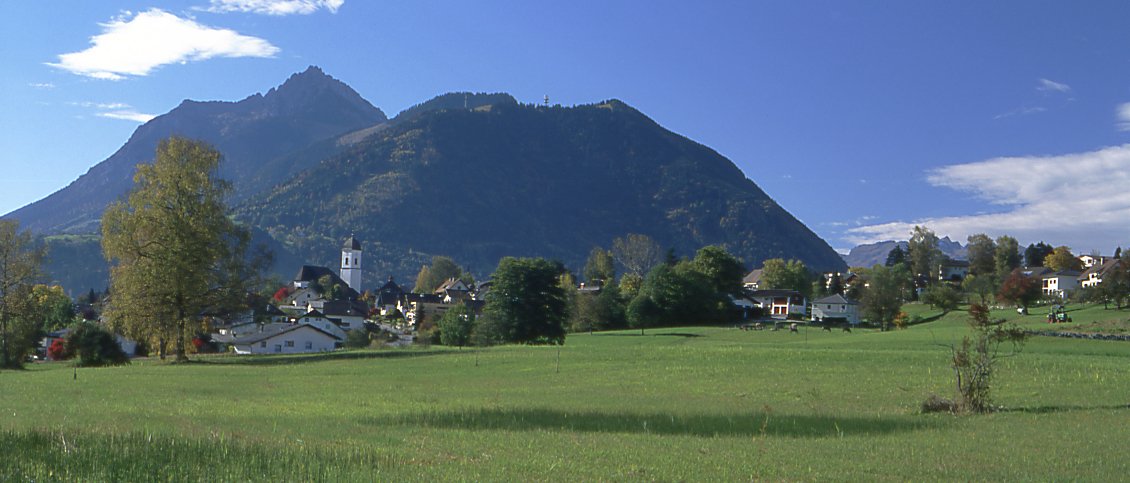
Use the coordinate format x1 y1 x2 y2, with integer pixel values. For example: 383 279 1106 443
4 1 1130 255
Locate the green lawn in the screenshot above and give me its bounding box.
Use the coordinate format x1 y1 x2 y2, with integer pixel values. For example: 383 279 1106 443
2 305 1129 480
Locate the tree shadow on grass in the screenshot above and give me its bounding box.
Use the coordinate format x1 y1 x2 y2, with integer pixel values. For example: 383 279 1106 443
999 404 1130 414
365 407 943 439
191 349 459 366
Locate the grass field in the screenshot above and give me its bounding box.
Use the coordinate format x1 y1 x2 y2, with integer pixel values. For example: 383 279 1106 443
2 303 1129 481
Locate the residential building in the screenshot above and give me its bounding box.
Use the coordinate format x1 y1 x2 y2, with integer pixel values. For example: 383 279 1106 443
1042 270 1081 298
746 289 806 319
230 323 341 355
810 294 861 325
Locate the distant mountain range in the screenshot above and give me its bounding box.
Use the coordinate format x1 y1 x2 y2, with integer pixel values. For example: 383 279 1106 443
6 66 847 294
841 237 967 269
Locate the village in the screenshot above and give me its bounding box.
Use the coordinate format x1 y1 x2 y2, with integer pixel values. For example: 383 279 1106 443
36 233 1125 359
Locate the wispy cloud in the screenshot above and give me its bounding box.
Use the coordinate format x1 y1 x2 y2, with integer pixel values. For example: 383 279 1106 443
98 110 157 123
202 0 344 15
994 106 1046 120
49 9 279 80
1116 103 1130 132
1037 78 1071 93
28 82 55 89
846 145 1130 252
71 101 156 123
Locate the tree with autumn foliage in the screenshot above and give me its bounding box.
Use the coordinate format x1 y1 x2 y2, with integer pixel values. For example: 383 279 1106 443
996 269 1040 310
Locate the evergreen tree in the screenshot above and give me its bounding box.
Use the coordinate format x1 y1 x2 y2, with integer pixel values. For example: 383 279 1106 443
582 247 615 285
885 245 906 267
1024 242 1054 267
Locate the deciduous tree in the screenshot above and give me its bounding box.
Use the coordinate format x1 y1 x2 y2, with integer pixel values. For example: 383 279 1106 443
1024 242 1054 268
1045 246 1082 272
611 234 663 277
861 263 909 330
907 226 942 280
760 258 811 297
438 303 475 347
583 247 619 285
996 269 1039 310
0 220 44 369
482 257 567 345
102 137 269 362
994 236 1021 279
965 234 996 276
413 256 463 293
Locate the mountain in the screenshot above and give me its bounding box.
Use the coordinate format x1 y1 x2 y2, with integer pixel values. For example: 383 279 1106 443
235 96 848 286
5 66 387 235
9 67 847 293
842 237 967 269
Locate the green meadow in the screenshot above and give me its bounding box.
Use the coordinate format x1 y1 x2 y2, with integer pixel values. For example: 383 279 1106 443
2 304 1129 481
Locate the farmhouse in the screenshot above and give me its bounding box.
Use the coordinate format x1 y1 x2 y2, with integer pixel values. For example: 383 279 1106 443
1042 270 1081 298
231 323 341 355
747 289 807 319
810 294 860 325
1079 258 1120 288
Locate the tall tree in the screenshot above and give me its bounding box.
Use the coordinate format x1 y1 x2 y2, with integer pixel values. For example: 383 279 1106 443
611 233 663 277
994 236 1021 278
102 137 269 362
760 258 811 298
827 272 845 295
1024 242 1054 267
965 234 996 276
861 263 910 330
481 257 567 345
689 245 745 298
1045 246 1082 272
413 256 463 293
0 220 44 369
907 226 942 280
583 247 616 285
31 285 75 332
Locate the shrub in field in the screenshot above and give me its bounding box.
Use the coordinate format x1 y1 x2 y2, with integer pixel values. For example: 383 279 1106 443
438 304 474 347
942 303 1026 413
65 322 129 367
344 327 371 349
921 393 958 414
46 338 70 361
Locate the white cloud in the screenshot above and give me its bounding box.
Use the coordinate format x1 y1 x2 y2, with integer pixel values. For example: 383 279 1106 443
203 0 344 15
846 145 1130 252
49 9 279 80
98 110 157 123
1116 102 1130 132
28 82 55 89
1037 78 1071 93
994 106 1046 120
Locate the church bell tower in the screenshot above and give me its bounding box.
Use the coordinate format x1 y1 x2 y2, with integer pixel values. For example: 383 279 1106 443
341 235 362 292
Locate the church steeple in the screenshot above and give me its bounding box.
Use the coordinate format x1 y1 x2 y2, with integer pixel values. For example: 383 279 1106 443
340 234 362 292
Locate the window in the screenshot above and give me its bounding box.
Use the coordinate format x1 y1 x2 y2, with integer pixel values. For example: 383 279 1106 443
274 345 282 353
285 340 295 347
305 341 313 350
260 341 266 348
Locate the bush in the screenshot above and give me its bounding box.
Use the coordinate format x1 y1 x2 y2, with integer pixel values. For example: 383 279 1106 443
921 393 958 414
64 322 129 367
344 328 371 349
47 339 70 361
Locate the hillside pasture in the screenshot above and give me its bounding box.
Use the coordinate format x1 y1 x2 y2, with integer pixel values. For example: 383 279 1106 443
2 305 1129 480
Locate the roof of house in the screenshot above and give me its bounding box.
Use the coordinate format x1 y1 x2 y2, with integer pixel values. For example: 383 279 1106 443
743 269 764 285
1046 270 1081 278
1022 267 1053 278
320 299 369 317
294 265 336 282
812 294 857 305
747 289 805 299
941 260 970 268
230 322 342 345
405 293 444 304
435 278 469 293
1079 258 1121 279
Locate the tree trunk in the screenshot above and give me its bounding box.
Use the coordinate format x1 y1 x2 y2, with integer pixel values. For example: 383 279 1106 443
175 317 188 362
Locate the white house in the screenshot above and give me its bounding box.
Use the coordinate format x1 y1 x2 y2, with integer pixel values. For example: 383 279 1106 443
319 300 369 331
742 269 764 290
810 294 861 326
290 309 347 340
747 289 807 319
1078 254 1109 269
1042 270 1081 298
231 323 341 355
1079 259 1120 288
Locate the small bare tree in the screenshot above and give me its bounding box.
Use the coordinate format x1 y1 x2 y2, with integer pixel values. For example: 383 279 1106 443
943 303 1027 413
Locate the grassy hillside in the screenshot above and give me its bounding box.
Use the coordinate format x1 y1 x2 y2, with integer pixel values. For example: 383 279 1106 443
3 305 1129 480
